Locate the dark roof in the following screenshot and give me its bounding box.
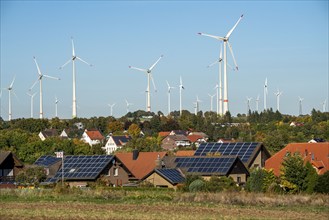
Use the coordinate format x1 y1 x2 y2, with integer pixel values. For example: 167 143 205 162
194 142 267 167
61 128 84 139
0 151 11 165
171 130 188 136
112 135 131 146
41 129 58 138
174 155 248 176
44 155 114 183
34 156 61 167
0 151 23 167
154 168 185 184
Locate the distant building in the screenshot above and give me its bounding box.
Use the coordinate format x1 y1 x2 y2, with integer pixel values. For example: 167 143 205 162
161 135 191 150
142 168 185 190
39 129 58 141
60 128 84 140
81 129 105 146
0 151 24 188
103 135 132 155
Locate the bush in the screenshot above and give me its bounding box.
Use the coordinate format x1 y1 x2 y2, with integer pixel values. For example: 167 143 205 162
189 179 206 192
314 171 329 194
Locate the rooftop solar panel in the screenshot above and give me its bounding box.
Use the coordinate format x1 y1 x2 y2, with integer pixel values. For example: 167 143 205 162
34 156 61 167
156 169 185 184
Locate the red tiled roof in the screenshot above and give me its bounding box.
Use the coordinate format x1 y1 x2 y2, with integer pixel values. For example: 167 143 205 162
159 132 170 137
265 142 329 175
187 135 203 143
116 152 167 180
86 130 104 140
175 150 195 157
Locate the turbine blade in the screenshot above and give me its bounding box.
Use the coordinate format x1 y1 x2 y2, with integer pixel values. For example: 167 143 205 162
225 14 244 38
149 55 163 71
43 75 60 80
198 33 224 41
220 43 223 59
71 37 76 57
30 79 39 90
150 74 157 92
76 56 92 66
59 59 71 69
207 60 218 68
12 90 19 101
227 42 238 70
9 76 16 88
129 66 147 72
33 57 43 76
166 80 170 88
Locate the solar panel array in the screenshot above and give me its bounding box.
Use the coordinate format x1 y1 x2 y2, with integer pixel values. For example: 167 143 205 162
44 155 114 183
175 157 236 174
156 168 185 184
194 142 259 163
34 156 61 167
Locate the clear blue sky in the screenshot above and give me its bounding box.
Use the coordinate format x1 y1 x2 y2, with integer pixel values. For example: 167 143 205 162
1 1 328 119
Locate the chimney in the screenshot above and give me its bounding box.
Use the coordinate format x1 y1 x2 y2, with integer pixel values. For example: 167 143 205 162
155 154 161 169
132 149 139 160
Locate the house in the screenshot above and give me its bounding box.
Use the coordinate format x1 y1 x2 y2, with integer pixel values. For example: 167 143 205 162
187 134 207 148
194 142 271 169
217 138 236 143
161 135 191 150
158 131 170 138
60 128 84 140
103 135 132 155
34 156 62 178
174 155 250 184
169 130 189 136
115 150 167 181
0 151 24 188
81 129 105 146
44 155 130 187
142 168 185 190
39 129 58 141
265 142 329 176
188 131 208 139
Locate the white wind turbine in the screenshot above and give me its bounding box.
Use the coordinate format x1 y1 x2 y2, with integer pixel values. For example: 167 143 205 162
129 55 163 112
199 14 243 114
27 92 37 118
166 80 175 115
246 97 252 114
108 103 116 117
208 93 216 112
125 99 133 113
322 99 327 112
264 78 268 111
60 37 92 119
274 89 283 112
255 94 260 112
213 84 219 114
30 57 60 119
55 96 59 117
5 76 16 121
193 96 202 115
298 97 304 115
179 76 185 116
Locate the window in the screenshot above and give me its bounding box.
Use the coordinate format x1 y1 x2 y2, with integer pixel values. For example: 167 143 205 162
237 176 241 183
114 168 119 176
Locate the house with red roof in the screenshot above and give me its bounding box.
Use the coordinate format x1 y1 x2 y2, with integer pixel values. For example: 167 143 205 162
115 150 167 181
81 129 105 146
265 142 329 176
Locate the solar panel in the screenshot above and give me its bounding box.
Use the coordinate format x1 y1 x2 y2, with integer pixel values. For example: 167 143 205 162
194 142 259 163
49 155 114 182
34 156 61 167
175 157 236 175
156 169 185 184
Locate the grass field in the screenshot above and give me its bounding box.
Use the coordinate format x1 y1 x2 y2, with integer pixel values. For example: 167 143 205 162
1 188 328 219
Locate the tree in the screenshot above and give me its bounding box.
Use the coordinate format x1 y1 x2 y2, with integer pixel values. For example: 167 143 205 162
108 121 124 134
246 168 278 193
128 123 141 139
16 166 47 187
314 171 329 194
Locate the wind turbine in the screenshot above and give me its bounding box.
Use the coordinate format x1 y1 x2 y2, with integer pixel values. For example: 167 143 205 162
60 37 92 119
194 96 202 115
322 99 327 112
274 89 283 112
125 99 133 113
129 55 163 112
213 84 219 114
208 93 216 112
27 92 37 118
179 76 185 116
246 97 252 114
108 103 116 117
264 78 268 111
298 97 304 115
199 14 243 114
255 94 260 112
166 80 175 115
55 96 59 117
31 57 60 119
5 76 16 121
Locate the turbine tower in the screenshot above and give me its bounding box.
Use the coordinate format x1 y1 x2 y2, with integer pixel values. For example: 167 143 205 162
129 55 163 112
55 96 59 117
194 96 202 115
214 84 219 114
108 103 115 117
208 93 216 112
31 57 60 119
255 94 260 112
246 97 252 114
6 76 16 121
298 97 304 115
274 89 283 112
199 14 243 114
264 78 268 111
166 81 175 115
27 92 37 118
323 99 327 112
60 37 92 119
125 99 133 113
179 76 185 116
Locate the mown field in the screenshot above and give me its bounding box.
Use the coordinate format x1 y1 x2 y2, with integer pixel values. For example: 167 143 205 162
1 188 328 220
